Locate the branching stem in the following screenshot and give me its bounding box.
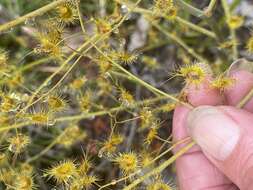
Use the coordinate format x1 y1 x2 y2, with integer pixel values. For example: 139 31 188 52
93 44 193 109
0 97 167 133
0 0 67 33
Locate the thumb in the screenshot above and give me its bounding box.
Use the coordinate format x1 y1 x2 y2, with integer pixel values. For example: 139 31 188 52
187 105 253 190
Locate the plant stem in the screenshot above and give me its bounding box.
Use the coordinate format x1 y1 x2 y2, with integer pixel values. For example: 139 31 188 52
117 1 216 39
22 0 142 113
18 57 53 72
93 44 193 109
26 130 67 163
236 88 253 109
221 0 238 60
0 0 67 33
116 1 208 63
21 37 97 112
174 0 205 18
148 17 208 63
204 0 217 17
57 96 167 122
110 71 134 81
75 0 86 35
0 97 166 133
0 121 33 133
123 141 195 190
175 16 216 39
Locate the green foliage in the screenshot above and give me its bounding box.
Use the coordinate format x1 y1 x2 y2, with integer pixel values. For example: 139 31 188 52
0 0 251 189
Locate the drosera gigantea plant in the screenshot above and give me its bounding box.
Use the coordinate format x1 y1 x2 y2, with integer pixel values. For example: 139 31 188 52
0 0 253 189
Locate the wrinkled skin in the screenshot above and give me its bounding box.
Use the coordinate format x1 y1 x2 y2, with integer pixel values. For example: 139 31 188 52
173 70 253 190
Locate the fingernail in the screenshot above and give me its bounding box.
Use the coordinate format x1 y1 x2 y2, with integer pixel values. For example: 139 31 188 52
228 58 253 74
187 106 240 161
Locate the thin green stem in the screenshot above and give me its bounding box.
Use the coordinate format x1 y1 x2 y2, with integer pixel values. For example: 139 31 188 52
75 0 86 35
0 122 33 133
117 1 216 39
139 40 170 52
148 17 208 63
0 0 67 32
175 16 216 39
174 0 205 18
18 57 53 72
56 96 167 122
221 0 238 60
236 88 253 109
26 130 67 163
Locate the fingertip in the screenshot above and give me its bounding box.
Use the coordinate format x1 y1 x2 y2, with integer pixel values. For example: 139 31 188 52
186 79 223 106
225 70 253 112
173 78 224 142
172 80 231 189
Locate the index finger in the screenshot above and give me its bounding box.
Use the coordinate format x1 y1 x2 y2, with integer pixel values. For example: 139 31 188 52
173 79 234 190
225 70 253 112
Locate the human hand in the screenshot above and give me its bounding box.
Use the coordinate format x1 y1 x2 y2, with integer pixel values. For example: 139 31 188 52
173 70 253 190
